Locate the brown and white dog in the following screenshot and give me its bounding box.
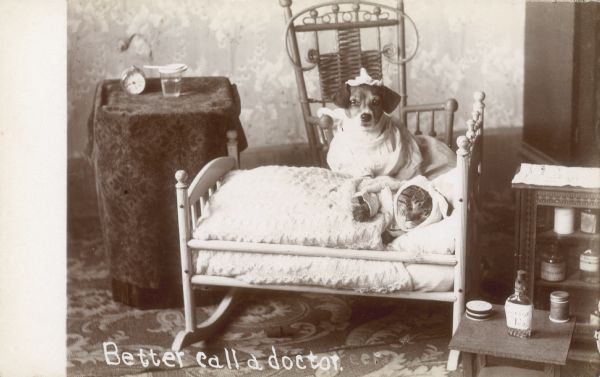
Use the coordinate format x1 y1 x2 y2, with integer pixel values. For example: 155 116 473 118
318 68 456 222
320 68 423 182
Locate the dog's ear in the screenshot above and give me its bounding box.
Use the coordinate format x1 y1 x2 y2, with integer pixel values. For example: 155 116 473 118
333 83 351 108
381 85 402 113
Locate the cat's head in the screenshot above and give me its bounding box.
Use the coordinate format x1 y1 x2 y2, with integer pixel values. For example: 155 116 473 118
395 185 433 229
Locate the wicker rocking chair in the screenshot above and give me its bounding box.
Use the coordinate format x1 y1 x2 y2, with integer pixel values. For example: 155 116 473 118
280 0 459 166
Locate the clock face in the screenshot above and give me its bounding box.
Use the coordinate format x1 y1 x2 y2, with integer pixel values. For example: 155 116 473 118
121 67 146 95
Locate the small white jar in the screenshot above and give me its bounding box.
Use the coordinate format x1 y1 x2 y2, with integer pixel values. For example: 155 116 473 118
554 207 575 235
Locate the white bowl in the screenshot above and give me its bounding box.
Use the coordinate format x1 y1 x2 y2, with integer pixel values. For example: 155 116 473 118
158 64 187 74
143 64 188 74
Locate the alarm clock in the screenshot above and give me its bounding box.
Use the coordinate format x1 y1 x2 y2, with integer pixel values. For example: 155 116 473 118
120 66 146 95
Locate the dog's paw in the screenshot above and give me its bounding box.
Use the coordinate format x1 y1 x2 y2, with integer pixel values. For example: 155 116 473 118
351 196 371 222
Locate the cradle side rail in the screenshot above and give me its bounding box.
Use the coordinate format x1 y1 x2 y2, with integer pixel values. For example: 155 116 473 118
172 92 485 355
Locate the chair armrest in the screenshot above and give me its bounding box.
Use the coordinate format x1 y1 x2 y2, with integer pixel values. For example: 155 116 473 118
403 99 458 149
403 98 458 113
306 115 335 150
307 115 321 125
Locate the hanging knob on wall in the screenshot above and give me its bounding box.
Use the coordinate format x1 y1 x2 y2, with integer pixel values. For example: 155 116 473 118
117 33 153 59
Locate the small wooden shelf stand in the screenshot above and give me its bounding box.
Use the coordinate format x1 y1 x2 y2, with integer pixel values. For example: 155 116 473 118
536 273 600 292
512 174 600 365
449 305 575 377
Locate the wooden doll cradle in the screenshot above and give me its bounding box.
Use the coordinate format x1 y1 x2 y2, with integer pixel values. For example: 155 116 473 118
171 96 484 371
171 1 485 371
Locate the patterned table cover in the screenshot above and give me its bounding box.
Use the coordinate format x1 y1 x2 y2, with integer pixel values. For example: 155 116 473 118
87 77 247 307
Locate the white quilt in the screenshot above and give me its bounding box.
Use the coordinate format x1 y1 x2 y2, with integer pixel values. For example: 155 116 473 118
192 165 458 292
194 166 389 250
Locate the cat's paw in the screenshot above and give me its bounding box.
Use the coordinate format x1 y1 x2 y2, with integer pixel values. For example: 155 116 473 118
351 195 372 222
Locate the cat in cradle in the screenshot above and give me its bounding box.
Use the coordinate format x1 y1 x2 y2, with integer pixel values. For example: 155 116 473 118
351 174 449 238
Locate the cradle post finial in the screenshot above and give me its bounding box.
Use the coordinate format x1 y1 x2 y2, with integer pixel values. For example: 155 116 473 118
175 170 188 187
457 136 470 156
466 119 476 141
227 129 238 143
474 91 486 102
279 0 292 8
473 92 485 113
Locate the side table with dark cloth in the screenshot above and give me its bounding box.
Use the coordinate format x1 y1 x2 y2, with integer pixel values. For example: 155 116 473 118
86 77 247 308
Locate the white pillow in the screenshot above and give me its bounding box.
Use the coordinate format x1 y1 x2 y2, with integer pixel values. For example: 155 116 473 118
387 211 457 254
431 167 457 208
405 264 454 291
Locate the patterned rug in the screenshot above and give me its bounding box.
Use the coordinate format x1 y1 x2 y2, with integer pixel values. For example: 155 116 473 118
67 228 459 377
67 192 598 377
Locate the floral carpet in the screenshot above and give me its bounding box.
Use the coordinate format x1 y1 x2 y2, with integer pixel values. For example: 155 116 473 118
67 192 598 377
68 228 459 377
67 215 463 377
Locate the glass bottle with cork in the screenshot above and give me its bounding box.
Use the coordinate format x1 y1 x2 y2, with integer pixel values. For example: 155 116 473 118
540 240 566 282
505 269 533 338
580 209 599 234
580 246 600 284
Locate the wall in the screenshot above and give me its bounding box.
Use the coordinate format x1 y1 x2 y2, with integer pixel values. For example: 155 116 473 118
67 0 524 158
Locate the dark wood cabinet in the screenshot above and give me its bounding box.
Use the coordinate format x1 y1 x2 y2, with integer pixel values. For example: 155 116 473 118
522 2 600 167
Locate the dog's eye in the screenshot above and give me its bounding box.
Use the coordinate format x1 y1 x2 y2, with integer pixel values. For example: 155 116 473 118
371 99 380 106
350 99 359 106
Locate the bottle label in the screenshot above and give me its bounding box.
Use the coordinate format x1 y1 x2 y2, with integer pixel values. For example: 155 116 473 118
505 301 532 331
541 261 565 281
580 260 600 272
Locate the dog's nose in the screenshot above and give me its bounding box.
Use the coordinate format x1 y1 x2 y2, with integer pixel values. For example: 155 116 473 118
360 113 372 122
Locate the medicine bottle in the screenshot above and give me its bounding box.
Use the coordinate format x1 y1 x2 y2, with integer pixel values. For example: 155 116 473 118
540 242 566 282
580 209 599 234
580 248 600 284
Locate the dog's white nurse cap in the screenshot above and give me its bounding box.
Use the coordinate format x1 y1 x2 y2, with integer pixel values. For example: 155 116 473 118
346 67 382 87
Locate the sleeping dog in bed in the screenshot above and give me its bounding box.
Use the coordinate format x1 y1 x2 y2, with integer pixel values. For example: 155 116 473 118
317 68 455 225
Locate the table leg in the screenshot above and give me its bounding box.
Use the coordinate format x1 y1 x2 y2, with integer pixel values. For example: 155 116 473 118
462 353 475 377
543 364 560 377
447 349 460 371
514 189 522 272
474 354 486 376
